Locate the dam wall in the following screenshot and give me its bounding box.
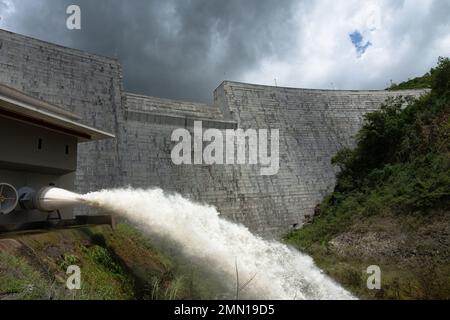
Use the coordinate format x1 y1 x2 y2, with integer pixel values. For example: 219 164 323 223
121 83 425 236
0 29 427 236
0 29 126 198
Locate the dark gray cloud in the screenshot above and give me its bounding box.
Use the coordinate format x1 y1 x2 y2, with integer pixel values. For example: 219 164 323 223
1 0 298 102
2 1 449 100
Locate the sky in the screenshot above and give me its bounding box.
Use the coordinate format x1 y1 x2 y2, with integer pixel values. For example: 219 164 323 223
0 0 449 102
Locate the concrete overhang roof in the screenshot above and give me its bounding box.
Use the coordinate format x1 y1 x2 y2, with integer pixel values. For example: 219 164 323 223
0 84 115 142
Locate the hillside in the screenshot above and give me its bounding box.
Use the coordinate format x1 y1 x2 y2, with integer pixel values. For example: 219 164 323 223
287 57 450 299
0 223 222 299
387 72 433 90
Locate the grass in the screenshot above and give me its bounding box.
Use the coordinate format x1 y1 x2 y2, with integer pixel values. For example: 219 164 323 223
0 251 50 299
1 222 226 300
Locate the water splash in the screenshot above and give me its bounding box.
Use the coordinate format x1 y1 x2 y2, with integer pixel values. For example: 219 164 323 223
81 187 354 300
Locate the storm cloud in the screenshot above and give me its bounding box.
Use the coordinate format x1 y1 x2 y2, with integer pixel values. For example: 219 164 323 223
1 0 449 102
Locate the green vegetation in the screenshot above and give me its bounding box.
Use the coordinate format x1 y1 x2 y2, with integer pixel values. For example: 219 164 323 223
0 223 223 300
388 73 432 90
288 57 450 299
0 252 50 299
386 57 449 90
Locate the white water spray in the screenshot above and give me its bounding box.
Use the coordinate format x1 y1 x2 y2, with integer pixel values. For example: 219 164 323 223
77 187 354 300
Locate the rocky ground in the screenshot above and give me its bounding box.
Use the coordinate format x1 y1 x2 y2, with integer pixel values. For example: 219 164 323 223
289 210 450 299
328 212 450 260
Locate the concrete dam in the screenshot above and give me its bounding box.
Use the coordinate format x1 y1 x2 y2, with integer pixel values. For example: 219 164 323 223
0 29 426 237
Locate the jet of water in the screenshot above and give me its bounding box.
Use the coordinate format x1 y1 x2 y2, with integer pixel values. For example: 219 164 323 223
81 187 355 300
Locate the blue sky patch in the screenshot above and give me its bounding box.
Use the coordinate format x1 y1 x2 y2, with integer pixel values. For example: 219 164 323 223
349 30 372 57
